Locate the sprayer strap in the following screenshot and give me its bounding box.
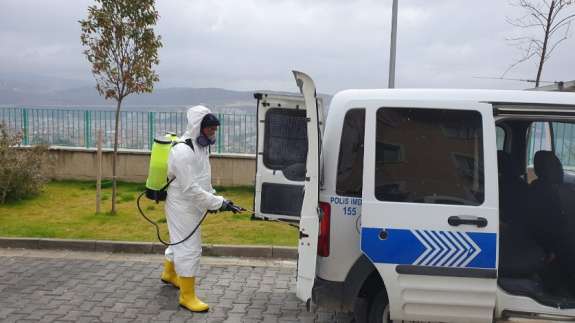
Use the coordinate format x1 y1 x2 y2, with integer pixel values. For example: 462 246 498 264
161 139 195 191
172 138 195 151
185 138 195 151
161 177 176 191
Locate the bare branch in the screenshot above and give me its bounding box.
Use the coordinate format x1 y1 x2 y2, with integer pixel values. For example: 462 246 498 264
549 13 575 33
519 0 548 20
546 33 569 56
505 0 574 82
502 50 538 77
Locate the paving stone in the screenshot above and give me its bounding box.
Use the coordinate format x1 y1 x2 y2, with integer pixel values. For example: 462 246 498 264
205 318 226 323
75 317 102 323
261 315 280 323
222 313 246 323
38 314 63 323
0 250 353 323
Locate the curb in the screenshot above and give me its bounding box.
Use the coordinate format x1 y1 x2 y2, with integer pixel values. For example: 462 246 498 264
0 237 298 260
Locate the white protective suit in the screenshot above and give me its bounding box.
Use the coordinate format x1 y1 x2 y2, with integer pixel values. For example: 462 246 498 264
165 105 225 277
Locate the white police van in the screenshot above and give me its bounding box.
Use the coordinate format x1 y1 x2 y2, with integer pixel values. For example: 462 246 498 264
254 71 575 322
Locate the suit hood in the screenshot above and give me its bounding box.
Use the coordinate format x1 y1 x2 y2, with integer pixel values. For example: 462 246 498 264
181 105 212 141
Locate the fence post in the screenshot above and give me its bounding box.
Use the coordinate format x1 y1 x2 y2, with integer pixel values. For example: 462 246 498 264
96 129 103 214
21 108 29 145
148 112 155 150
84 110 91 148
217 113 222 154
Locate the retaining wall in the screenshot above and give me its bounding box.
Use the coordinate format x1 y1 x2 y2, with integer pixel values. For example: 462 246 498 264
42 146 256 186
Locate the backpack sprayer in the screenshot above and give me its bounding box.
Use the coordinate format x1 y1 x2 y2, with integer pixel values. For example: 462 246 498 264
137 133 248 246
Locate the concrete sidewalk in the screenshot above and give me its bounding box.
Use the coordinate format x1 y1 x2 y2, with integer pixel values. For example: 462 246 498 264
0 237 297 260
0 248 349 323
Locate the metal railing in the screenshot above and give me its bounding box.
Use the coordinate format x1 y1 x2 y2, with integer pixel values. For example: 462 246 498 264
527 121 575 168
5 107 575 165
0 107 257 154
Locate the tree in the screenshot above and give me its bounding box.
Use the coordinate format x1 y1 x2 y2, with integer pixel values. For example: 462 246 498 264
504 0 575 87
80 0 162 214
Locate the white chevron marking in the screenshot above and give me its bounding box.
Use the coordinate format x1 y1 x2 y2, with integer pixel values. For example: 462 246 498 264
412 230 432 266
438 231 457 267
430 231 448 266
420 230 441 266
420 231 437 266
452 232 469 267
446 231 466 267
410 230 483 268
455 232 474 267
460 233 482 267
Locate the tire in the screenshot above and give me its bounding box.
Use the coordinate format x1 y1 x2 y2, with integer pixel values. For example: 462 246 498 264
352 297 369 323
367 289 393 323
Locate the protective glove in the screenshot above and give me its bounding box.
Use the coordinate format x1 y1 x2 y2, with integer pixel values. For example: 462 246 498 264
220 200 242 214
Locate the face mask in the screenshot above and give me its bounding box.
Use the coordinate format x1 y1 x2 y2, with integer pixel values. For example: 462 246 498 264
196 134 216 147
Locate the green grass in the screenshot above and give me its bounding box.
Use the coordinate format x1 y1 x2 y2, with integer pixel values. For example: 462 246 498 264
0 181 297 246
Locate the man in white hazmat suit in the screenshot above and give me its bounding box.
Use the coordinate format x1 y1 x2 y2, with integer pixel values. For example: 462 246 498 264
160 105 238 312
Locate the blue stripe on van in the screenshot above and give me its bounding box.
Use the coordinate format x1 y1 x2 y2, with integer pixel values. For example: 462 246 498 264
361 228 496 269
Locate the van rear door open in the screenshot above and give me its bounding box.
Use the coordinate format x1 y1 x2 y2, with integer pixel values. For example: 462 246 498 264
292 71 321 304
253 92 309 222
253 71 322 304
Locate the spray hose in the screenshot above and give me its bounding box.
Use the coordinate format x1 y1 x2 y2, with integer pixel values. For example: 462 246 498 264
136 192 256 246
136 191 210 246
137 189 299 246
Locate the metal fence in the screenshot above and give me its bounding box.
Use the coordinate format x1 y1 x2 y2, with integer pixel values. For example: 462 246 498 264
0 107 257 154
527 121 575 168
4 107 575 164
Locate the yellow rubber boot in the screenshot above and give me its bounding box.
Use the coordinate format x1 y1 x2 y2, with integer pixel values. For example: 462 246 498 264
160 260 179 288
179 276 209 312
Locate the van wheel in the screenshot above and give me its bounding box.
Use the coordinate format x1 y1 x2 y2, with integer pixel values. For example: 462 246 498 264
368 290 393 323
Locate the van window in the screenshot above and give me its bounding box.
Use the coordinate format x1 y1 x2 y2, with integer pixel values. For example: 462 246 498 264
526 121 552 167
375 108 484 206
496 126 506 150
550 121 575 170
336 109 365 197
263 108 307 171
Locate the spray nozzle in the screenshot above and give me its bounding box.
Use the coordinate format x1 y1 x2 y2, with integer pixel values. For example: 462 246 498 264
228 204 245 214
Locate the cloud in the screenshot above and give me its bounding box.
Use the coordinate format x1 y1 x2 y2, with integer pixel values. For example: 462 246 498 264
0 0 573 94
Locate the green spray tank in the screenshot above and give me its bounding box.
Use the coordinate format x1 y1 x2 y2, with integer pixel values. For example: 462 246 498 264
139 131 217 246
138 131 247 246
145 132 178 202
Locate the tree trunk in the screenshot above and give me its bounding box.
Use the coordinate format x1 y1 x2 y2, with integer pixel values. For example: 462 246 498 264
112 99 122 214
536 0 556 87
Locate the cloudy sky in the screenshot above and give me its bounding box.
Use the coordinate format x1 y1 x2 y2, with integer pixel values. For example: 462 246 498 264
1 0 574 94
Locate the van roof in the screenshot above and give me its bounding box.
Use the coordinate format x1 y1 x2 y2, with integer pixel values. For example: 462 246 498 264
331 89 575 107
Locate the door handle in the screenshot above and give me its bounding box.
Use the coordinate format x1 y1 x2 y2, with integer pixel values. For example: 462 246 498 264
448 216 488 228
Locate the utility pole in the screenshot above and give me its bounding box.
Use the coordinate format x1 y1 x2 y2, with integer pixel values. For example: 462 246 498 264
388 0 398 88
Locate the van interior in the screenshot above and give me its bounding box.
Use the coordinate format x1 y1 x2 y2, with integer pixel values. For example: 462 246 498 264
497 116 575 308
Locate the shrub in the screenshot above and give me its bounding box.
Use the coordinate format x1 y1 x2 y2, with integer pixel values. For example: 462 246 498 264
0 123 49 203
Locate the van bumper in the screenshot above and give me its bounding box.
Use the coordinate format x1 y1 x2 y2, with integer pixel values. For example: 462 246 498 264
312 277 348 311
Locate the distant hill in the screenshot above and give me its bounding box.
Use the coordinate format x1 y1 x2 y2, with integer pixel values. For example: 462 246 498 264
0 78 331 113
0 80 255 112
